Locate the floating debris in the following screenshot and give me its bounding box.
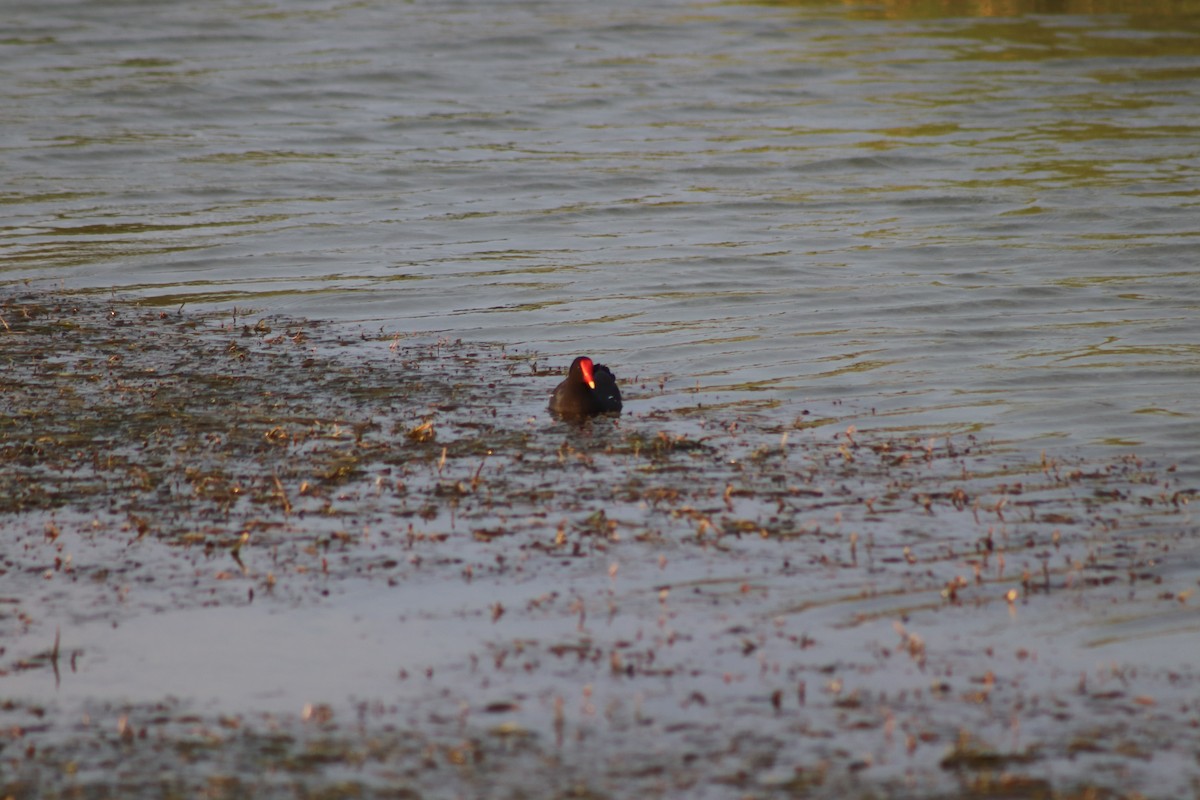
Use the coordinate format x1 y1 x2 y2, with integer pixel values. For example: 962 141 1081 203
1 291 1198 799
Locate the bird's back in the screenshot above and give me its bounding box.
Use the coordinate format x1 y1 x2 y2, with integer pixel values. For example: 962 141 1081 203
591 364 622 412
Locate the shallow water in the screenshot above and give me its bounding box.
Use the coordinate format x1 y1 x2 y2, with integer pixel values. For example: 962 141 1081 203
3 0 1200 796
4 0 1199 478
1 296 1198 797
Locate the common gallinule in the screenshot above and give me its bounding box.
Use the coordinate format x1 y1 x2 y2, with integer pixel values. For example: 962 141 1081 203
549 356 623 417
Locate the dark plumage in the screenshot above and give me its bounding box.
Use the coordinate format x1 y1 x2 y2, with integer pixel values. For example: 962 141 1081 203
549 356 623 418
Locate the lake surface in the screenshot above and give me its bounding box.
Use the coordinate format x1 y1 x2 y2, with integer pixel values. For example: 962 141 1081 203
3 0 1200 796
4 0 1198 477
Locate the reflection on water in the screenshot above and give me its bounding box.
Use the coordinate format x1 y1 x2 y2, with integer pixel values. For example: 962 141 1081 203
2 3 1199 793
766 0 1200 21
1 0 1197 479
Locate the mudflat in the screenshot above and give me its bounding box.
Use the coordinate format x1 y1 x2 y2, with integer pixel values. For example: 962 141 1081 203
2 292 1197 799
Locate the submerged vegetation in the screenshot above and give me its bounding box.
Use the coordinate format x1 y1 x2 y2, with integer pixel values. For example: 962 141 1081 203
1 291 1197 799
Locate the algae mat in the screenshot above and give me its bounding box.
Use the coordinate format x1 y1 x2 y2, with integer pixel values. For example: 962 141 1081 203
1 292 1198 799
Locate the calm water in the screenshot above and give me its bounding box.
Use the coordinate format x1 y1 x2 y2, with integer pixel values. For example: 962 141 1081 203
3 3 1200 792
4 0 1199 476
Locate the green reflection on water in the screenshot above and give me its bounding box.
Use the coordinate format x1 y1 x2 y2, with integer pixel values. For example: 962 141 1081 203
942 19 1200 62
0 192 101 206
740 0 1200 71
741 0 1200 24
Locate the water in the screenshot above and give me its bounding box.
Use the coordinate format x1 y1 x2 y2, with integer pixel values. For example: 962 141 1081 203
4 0 1198 480
3 0 1200 794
